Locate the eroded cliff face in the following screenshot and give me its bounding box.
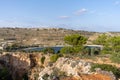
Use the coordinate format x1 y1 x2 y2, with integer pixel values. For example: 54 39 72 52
0 52 30 80
0 52 47 80
0 53 116 80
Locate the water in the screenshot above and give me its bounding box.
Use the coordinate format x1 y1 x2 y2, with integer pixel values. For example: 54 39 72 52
23 46 63 53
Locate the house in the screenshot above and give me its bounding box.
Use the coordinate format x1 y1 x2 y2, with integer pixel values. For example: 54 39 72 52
84 45 103 55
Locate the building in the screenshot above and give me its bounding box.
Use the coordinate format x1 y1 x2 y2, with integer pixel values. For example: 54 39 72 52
84 45 103 56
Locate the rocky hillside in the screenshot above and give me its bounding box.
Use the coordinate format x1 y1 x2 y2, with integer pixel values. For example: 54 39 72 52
0 52 117 80
0 28 96 46
0 28 119 46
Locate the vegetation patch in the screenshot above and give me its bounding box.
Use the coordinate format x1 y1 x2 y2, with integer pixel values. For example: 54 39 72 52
43 47 55 54
41 56 46 64
91 63 120 78
50 54 59 62
110 52 120 64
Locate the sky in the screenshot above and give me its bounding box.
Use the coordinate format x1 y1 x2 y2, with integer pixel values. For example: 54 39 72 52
0 0 120 32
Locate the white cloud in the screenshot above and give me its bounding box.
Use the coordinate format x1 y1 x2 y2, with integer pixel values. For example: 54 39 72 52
0 20 36 27
59 16 70 19
115 1 120 5
74 8 87 15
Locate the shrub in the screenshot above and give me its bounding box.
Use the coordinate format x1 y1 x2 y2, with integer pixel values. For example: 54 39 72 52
110 52 120 64
50 54 59 62
64 34 87 46
60 46 89 58
61 34 87 55
91 63 120 78
60 47 74 54
41 56 46 64
101 46 112 54
73 46 83 53
43 47 55 54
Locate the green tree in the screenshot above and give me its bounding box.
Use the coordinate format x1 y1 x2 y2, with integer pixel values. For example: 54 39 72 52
94 34 110 54
94 34 120 54
62 34 87 54
64 34 87 46
108 36 120 53
60 47 74 54
93 34 109 46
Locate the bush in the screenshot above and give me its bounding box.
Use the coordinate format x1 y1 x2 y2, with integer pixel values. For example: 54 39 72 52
50 54 59 62
91 63 120 78
60 47 74 54
43 47 55 54
101 46 112 54
110 52 120 64
73 46 83 53
64 34 87 46
41 56 46 64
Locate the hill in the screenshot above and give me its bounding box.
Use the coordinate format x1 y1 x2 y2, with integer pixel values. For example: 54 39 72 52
0 28 96 46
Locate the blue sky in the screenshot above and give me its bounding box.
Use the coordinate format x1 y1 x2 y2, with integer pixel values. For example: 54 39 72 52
0 0 120 32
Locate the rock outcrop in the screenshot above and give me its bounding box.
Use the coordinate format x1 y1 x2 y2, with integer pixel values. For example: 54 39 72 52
38 57 116 80
38 57 92 80
0 53 117 80
0 52 44 80
0 53 30 80
54 58 91 76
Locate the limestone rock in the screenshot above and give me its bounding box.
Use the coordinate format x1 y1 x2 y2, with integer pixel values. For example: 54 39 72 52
38 57 92 80
54 57 91 76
